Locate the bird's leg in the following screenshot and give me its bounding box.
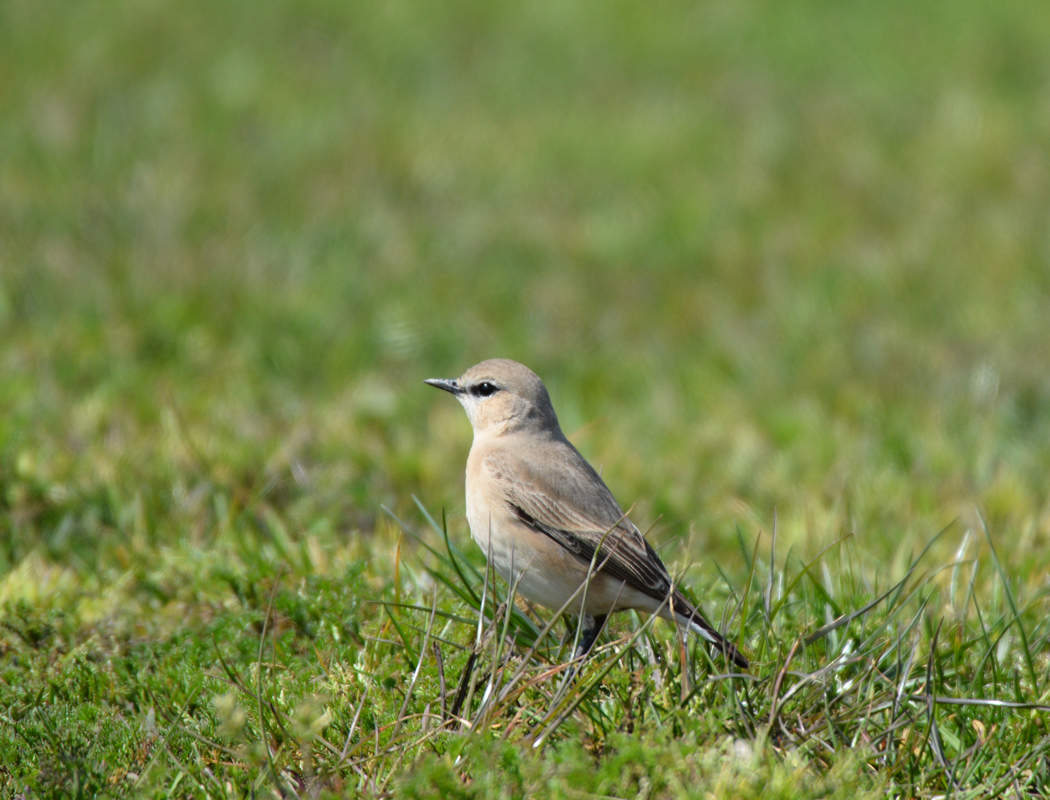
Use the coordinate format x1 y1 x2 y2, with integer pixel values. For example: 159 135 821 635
573 614 608 661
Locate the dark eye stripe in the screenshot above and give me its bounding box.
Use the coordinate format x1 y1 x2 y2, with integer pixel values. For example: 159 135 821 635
471 381 498 397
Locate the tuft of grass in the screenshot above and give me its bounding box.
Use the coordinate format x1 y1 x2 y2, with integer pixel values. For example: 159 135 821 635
358 503 1048 798
2 485 1048 797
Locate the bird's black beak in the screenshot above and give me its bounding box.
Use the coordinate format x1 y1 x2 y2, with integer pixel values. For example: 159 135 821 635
424 378 463 396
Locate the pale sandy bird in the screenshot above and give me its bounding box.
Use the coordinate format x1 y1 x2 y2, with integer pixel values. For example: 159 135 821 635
425 359 748 669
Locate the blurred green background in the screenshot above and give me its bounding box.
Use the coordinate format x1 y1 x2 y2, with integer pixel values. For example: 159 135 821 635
2 0 1049 578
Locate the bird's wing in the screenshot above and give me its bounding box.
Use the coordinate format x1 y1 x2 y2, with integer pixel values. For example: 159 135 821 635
481 443 674 603
481 441 751 670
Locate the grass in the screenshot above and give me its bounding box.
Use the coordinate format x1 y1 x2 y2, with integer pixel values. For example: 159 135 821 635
2 0 1050 796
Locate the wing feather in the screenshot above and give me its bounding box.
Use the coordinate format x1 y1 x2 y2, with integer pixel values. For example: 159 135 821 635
482 443 673 602
481 440 750 669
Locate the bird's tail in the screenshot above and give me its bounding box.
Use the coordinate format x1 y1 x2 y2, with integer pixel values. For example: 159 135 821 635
671 590 749 670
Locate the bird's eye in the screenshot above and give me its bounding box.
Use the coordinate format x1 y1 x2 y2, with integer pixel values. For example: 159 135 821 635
473 381 498 398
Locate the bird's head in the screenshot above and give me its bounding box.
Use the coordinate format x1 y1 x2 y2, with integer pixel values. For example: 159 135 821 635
425 359 561 438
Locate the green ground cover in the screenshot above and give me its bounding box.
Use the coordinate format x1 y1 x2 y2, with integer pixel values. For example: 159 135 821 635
2 0 1049 796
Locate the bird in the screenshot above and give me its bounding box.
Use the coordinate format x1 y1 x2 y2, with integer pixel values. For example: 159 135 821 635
424 358 748 669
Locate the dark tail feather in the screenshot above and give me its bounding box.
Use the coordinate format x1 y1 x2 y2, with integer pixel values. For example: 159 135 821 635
708 629 749 670
673 593 749 670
